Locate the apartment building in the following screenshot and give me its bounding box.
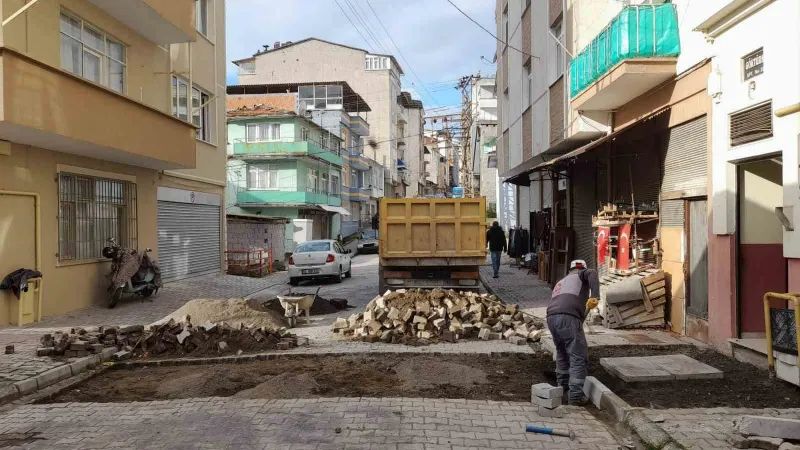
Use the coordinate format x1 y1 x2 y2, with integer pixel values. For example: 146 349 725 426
469 75 499 215
233 38 416 198
396 92 425 198
0 0 226 325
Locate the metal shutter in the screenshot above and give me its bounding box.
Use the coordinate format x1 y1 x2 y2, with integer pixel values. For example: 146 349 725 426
614 140 661 206
660 199 684 227
157 201 221 281
572 159 597 267
662 115 708 193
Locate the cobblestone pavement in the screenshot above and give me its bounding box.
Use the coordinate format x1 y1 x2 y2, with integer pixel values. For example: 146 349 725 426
480 254 553 311
0 397 627 449
643 407 800 449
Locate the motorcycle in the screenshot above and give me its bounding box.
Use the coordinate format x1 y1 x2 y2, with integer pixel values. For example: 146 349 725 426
102 238 163 309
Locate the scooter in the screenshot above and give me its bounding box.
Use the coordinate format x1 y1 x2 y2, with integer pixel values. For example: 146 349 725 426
102 238 162 309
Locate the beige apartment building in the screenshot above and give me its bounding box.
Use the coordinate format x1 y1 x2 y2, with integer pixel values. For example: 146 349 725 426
0 0 227 325
233 38 416 198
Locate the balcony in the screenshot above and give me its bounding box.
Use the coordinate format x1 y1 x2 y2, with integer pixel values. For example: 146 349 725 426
346 185 371 202
237 189 342 207
569 4 680 111
87 0 196 45
233 140 343 167
397 159 408 171
0 49 196 169
349 115 370 137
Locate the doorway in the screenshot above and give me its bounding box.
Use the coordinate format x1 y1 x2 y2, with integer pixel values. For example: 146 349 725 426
737 157 787 336
686 199 709 319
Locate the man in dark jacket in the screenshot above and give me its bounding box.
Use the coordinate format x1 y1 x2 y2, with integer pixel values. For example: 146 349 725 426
485 221 507 278
546 259 599 405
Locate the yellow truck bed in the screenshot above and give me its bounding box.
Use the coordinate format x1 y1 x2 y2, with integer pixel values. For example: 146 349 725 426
379 198 487 260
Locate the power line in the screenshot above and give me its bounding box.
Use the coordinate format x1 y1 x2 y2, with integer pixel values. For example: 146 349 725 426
343 0 390 55
365 0 442 108
334 0 375 53
445 0 539 61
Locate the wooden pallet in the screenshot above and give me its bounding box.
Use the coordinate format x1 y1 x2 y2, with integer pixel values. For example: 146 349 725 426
602 270 667 329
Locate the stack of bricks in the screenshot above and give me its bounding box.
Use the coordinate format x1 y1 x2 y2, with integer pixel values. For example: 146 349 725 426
531 383 564 418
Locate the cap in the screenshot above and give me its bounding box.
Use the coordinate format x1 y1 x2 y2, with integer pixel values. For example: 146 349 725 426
569 260 587 270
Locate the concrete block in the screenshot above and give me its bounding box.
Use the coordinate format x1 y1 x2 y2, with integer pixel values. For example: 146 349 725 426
749 436 784 450
508 335 527 345
101 347 117 361
538 405 564 418
113 350 132 361
34 365 71 390
532 395 561 408
478 328 490 340
532 383 563 399
36 347 54 357
13 378 38 396
583 376 611 408
600 356 673 382
69 357 91 376
646 354 723 380
779 442 800 450
600 391 632 423
727 434 750 449
737 415 800 440
487 332 503 340
503 328 516 339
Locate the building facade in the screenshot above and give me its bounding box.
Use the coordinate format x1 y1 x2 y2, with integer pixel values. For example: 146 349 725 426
470 75 499 216
233 38 415 198
396 92 425 197
0 0 227 325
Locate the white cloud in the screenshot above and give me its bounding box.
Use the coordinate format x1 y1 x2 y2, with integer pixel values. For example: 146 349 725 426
225 0 497 108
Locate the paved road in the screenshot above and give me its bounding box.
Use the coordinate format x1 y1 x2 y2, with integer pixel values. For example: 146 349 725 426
0 397 623 449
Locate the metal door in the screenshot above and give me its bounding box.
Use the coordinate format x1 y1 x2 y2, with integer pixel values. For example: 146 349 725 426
687 200 709 318
157 201 221 281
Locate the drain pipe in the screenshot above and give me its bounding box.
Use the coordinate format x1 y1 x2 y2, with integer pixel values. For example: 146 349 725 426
0 190 41 272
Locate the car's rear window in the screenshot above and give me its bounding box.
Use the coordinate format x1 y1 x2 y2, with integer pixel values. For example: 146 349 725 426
295 242 330 253
362 230 377 239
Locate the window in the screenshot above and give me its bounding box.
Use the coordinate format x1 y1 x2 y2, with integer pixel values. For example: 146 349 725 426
331 174 340 195
196 0 208 36
321 134 328 149
58 172 137 262
365 55 389 70
298 84 344 110
248 164 279 189
306 168 319 192
172 76 189 121
60 12 126 93
550 21 564 83
192 86 211 141
524 64 532 106
351 169 358 188
350 135 360 155
245 122 280 142
321 173 329 194
301 127 310 141
295 241 330 253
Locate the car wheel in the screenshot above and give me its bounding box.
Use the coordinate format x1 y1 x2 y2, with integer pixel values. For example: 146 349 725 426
289 277 299 286
141 287 154 298
345 265 352 279
334 266 343 283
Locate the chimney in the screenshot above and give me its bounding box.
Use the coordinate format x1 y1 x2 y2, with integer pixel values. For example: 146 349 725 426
274 41 281 49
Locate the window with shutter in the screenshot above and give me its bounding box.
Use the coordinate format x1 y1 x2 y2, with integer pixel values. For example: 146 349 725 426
730 101 773 147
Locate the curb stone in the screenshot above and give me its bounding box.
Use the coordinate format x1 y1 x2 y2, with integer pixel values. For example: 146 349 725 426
0 349 116 407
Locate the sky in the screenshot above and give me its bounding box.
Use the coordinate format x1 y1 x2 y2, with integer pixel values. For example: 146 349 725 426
225 0 497 116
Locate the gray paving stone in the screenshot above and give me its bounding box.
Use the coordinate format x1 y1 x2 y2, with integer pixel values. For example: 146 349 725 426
600 356 674 382
646 354 723 380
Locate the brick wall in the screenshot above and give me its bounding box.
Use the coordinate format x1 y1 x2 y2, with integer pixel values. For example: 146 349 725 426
522 107 532 161
226 219 287 264
522 8 532 66
549 0 562 26
549 77 564 146
226 94 296 112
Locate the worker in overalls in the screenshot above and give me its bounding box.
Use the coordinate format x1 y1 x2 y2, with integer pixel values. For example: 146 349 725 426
546 259 599 405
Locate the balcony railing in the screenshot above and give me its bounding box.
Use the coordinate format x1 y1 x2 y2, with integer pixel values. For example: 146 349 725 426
232 139 343 166
237 187 342 207
569 3 680 99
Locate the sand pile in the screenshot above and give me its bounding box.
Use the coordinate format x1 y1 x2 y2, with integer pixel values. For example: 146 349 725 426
152 298 286 329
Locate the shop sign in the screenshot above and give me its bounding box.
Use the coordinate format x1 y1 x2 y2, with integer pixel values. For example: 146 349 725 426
743 48 763 81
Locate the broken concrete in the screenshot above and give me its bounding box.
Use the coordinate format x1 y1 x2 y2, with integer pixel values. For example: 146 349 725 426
737 415 800 440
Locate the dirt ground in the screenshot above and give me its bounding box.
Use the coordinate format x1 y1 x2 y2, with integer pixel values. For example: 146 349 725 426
47 346 800 408
48 353 550 403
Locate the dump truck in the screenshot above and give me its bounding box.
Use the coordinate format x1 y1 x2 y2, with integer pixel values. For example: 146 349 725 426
378 197 487 293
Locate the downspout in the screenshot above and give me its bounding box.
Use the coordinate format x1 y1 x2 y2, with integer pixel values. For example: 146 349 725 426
0 191 41 272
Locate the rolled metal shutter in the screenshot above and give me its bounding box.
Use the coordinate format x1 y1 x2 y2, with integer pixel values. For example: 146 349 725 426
662 115 708 193
660 199 684 227
157 201 221 281
572 159 597 267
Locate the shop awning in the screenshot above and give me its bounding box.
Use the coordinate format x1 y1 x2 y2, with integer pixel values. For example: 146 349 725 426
317 205 351 216
525 105 673 175
500 155 548 186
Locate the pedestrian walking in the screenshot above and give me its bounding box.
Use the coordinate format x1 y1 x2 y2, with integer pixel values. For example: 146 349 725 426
546 259 599 405
486 221 507 278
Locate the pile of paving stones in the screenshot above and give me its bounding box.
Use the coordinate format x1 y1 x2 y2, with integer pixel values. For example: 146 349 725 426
331 288 545 345
37 318 305 360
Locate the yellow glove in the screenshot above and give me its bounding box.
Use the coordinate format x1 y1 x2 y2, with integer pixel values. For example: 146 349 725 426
586 297 599 311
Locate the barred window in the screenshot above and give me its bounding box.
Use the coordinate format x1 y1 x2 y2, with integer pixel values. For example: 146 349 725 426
58 173 137 262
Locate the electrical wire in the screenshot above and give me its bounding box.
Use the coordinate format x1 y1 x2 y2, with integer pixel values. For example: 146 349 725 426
334 0 375 53
445 0 539 61
343 0 391 55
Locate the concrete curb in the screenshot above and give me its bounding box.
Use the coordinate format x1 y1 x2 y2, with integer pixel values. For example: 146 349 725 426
0 350 116 407
583 376 685 449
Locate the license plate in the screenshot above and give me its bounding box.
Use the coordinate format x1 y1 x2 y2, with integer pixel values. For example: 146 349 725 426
302 269 319 275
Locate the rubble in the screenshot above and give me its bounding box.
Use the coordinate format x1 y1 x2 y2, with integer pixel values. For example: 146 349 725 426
332 289 544 345
38 318 307 360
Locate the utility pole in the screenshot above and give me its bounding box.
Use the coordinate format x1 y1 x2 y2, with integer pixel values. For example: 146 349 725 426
457 75 474 197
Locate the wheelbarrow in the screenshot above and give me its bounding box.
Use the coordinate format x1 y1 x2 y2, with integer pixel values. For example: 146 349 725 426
277 286 321 327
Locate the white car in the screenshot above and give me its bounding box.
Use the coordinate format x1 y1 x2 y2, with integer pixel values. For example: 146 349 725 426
288 240 353 286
